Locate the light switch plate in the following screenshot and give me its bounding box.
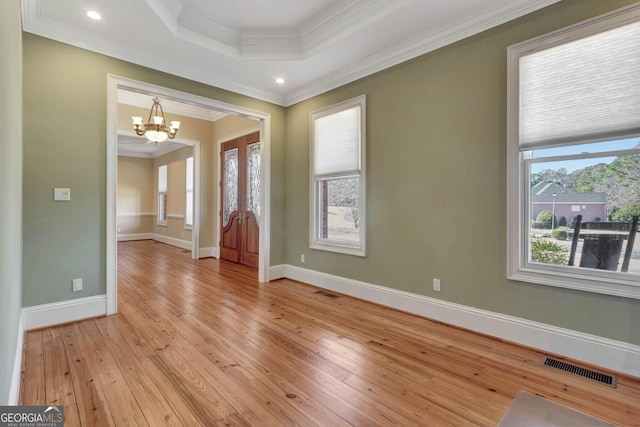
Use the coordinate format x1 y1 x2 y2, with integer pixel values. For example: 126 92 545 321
54 188 71 201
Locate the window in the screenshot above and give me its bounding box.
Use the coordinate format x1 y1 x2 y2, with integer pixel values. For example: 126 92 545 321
507 4 640 298
310 95 366 256
158 164 167 225
185 156 194 228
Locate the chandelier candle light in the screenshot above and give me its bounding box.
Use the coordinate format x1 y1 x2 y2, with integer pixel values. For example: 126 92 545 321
132 97 181 143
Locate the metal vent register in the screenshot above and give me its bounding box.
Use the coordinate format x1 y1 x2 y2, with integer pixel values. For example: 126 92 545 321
314 290 341 300
542 357 616 388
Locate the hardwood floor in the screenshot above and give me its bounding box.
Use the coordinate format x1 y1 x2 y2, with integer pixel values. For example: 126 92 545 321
20 240 640 426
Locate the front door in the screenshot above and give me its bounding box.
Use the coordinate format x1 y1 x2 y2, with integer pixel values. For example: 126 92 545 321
220 132 260 268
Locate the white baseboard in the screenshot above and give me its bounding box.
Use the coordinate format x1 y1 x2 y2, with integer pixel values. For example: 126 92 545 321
199 247 219 258
152 234 192 250
269 264 286 280
118 233 153 241
8 312 24 405
281 264 640 378
22 295 107 331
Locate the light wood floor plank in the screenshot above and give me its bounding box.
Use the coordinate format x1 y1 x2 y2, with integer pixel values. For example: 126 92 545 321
19 240 640 426
42 328 81 426
20 329 44 406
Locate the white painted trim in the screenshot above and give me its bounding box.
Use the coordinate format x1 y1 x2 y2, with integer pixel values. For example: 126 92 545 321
118 233 154 241
281 265 640 378
199 247 219 258
8 312 24 405
268 264 286 280
167 214 185 220
107 74 272 314
117 213 155 217
153 234 192 250
107 75 118 315
22 295 107 331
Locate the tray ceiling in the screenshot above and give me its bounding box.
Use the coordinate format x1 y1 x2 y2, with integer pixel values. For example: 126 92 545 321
21 0 559 106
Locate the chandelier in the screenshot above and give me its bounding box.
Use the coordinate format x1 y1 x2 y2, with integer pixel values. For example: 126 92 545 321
132 97 181 143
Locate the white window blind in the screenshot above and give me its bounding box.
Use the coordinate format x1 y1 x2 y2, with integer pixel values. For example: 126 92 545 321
158 164 167 193
313 106 361 176
519 20 640 150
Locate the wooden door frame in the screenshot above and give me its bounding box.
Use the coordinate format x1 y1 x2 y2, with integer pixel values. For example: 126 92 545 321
106 75 272 316
216 126 262 265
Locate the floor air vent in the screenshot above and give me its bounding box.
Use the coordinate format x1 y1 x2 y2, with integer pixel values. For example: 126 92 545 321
315 290 340 299
542 357 616 388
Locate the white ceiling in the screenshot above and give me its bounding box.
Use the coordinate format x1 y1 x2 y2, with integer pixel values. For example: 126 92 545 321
21 0 559 106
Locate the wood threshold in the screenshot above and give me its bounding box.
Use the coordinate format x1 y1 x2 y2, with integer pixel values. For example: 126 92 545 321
19 240 640 426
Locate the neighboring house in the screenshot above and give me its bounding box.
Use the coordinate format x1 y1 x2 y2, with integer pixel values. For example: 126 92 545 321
530 182 607 225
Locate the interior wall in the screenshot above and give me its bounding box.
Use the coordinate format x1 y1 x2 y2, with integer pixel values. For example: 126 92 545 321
119 103 217 248
0 0 23 404
117 156 154 235
284 0 640 346
22 33 286 307
153 145 194 242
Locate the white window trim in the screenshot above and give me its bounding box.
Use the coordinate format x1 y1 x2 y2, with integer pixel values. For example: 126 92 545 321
309 95 366 257
185 156 194 230
506 3 640 299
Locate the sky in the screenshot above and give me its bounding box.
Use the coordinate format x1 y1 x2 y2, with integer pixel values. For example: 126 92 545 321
530 137 640 173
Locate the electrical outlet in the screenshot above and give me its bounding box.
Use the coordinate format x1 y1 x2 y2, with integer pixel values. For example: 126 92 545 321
300 254 305 263
72 278 83 292
433 278 441 292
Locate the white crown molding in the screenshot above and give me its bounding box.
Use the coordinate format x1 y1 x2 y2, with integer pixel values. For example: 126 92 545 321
143 0 181 33
117 150 154 159
274 264 640 378
22 0 559 107
300 0 410 59
169 0 407 60
285 0 561 105
21 0 286 105
118 89 227 122
117 130 197 159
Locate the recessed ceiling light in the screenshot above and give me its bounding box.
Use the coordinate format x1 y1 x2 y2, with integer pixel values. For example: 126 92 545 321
275 78 285 85
86 11 102 20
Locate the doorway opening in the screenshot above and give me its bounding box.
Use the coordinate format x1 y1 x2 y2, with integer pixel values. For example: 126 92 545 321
106 74 272 315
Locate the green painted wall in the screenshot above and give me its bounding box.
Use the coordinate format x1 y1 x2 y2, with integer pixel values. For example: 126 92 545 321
22 33 286 307
285 0 640 345
0 0 23 404
20 0 640 350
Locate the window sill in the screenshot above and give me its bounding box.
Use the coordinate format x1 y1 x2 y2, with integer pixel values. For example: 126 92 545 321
508 266 640 299
310 240 365 257
156 222 168 227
